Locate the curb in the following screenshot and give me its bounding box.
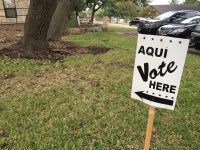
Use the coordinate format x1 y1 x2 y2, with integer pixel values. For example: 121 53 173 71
188 48 200 55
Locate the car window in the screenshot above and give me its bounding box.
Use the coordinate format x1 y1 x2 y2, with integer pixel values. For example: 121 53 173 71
170 13 186 22
190 18 200 24
170 12 200 23
155 11 176 20
197 19 200 24
184 13 200 19
181 17 200 24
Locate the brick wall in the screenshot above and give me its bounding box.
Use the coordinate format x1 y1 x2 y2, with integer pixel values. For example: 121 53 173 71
0 0 29 24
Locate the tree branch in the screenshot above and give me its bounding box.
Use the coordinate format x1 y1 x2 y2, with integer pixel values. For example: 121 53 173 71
94 0 106 12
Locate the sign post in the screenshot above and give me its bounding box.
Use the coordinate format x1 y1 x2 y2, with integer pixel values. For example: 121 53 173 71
131 34 189 149
144 106 155 150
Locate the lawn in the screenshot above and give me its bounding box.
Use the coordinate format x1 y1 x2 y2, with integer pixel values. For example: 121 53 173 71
0 30 200 149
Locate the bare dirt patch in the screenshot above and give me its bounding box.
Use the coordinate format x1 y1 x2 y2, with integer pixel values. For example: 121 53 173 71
0 41 111 61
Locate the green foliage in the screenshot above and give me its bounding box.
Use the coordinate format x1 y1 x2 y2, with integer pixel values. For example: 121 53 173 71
100 0 153 20
133 0 151 7
73 0 87 12
79 11 88 17
101 0 119 18
86 0 107 23
170 0 179 4
184 0 200 4
65 16 78 28
86 0 106 8
101 0 139 20
95 9 104 18
116 0 138 20
138 6 158 19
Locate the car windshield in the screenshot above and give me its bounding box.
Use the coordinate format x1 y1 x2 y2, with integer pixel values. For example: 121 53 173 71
155 11 176 20
181 16 200 24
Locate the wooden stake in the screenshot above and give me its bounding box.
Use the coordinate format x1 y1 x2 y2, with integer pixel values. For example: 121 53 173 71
144 106 156 150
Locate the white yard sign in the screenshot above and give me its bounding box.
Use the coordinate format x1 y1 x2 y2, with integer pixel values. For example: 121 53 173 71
131 34 189 110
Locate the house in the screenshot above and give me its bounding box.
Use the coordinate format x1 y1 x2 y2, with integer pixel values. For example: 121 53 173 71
151 4 200 15
0 0 29 24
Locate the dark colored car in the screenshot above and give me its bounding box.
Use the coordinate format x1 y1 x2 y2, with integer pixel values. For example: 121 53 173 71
138 10 200 35
191 25 200 49
129 17 147 26
158 16 200 46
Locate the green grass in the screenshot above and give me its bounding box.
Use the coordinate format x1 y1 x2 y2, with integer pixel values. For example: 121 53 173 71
0 32 200 149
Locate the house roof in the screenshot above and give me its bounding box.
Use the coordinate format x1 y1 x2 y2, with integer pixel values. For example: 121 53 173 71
151 4 200 14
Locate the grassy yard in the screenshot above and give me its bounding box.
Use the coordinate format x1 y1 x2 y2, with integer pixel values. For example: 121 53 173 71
0 30 200 149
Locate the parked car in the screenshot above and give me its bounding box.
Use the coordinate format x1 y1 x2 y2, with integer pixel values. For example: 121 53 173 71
158 16 200 46
191 25 200 49
138 10 200 35
129 17 147 26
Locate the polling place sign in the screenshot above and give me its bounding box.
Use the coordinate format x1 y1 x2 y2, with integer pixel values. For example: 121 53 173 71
131 34 189 110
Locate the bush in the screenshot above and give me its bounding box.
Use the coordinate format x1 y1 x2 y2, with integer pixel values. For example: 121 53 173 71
65 17 78 28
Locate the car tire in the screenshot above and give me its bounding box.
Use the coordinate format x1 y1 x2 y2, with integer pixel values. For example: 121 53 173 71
195 43 200 50
189 38 195 47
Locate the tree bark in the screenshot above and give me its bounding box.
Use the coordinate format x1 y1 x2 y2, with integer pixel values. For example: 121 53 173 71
90 4 96 24
47 0 73 41
75 10 79 25
22 0 59 52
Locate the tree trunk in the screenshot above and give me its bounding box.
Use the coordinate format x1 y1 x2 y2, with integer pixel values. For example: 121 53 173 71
75 10 79 25
22 0 59 52
90 4 96 24
48 0 73 41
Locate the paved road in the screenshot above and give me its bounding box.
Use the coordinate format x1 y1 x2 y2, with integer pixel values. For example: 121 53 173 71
108 23 137 29
95 21 137 29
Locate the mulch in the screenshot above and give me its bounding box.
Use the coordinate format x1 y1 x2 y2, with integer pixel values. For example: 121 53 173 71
0 41 111 61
